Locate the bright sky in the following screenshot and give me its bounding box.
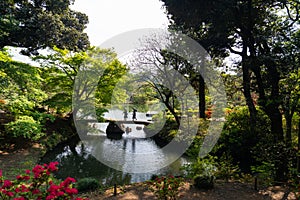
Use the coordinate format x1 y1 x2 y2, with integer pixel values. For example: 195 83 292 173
71 0 170 46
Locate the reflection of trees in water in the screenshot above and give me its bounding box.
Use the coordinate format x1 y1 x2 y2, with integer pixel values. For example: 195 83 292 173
40 138 132 186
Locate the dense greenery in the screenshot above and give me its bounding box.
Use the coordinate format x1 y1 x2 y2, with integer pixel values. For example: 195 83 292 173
0 46 127 149
0 0 299 195
161 0 299 183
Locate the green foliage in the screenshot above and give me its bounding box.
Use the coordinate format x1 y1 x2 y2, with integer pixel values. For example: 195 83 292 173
251 162 275 187
76 177 101 193
5 115 45 141
215 106 271 172
0 0 89 55
184 135 203 158
193 175 214 190
182 156 217 189
215 153 240 182
36 47 127 115
6 97 35 115
182 156 217 179
0 50 47 117
185 119 209 158
95 108 108 122
30 112 55 124
161 0 299 182
40 131 66 152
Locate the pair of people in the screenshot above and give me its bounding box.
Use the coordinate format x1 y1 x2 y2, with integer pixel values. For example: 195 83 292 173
123 108 137 121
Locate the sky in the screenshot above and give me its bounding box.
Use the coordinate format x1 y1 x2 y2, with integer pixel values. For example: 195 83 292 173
11 0 170 64
71 0 170 46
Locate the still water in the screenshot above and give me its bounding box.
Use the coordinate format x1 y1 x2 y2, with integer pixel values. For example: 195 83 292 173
40 118 189 186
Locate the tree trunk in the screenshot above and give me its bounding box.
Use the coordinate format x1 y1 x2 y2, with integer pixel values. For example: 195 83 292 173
298 116 300 174
285 113 292 149
199 75 206 119
241 56 257 127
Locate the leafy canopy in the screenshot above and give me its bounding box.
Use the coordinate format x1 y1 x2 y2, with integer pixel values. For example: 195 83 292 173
0 0 90 55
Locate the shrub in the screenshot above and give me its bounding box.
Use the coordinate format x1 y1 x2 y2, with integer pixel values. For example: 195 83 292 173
181 156 217 190
5 115 45 141
215 106 271 172
193 175 214 189
182 156 217 179
76 178 101 193
0 162 87 200
215 153 240 182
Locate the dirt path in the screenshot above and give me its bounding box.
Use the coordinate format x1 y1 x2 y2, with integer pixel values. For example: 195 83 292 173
83 181 297 200
0 144 42 179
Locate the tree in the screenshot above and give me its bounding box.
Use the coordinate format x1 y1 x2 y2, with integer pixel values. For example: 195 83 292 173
35 47 127 115
130 35 199 125
161 0 300 182
0 0 89 55
0 49 47 115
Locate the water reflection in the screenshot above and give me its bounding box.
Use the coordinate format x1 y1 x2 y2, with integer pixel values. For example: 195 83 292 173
40 125 188 186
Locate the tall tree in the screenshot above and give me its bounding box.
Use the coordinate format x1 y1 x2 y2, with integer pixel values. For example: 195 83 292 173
0 0 89 55
161 0 300 182
35 47 127 115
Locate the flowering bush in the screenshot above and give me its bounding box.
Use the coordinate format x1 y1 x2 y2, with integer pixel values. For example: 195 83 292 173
0 162 88 200
148 175 183 200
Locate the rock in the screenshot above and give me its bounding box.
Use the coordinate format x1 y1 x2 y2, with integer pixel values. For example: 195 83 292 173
106 121 124 140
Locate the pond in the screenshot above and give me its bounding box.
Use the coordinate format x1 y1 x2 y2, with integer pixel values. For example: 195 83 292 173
40 110 189 186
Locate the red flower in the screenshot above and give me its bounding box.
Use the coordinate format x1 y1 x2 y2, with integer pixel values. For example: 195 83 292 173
25 169 31 174
61 177 76 187
32 165 44 179
57 191 65 196
32 188 40 194
20 184 29 192
3 180 12 188
23 175 30 180
48 162 59 172
14 197 25 200
48 184 60 192
65 187 78 195
6 191 14 197
46 194 55 200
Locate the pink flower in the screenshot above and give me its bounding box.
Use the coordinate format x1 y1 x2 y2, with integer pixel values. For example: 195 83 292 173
0 170 2 177
25 169 31 174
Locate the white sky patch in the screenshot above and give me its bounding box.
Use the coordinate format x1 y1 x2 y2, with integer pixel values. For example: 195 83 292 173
71 0 170 46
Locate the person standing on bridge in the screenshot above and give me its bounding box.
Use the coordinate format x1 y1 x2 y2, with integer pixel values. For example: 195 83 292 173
123 109 128 121
132 108 137 121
